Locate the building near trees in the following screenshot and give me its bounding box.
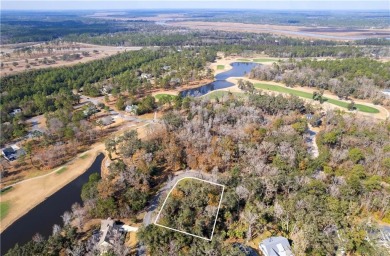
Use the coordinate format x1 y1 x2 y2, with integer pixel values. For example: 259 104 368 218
1 145 25 161
259 236 294 256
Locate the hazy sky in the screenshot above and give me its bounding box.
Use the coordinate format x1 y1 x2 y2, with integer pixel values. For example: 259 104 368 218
1 0 389 11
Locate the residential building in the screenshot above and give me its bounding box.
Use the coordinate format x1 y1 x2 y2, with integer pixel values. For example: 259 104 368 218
97 218 138 252
259 236 294 256
1 145 25 161
125 104 138 115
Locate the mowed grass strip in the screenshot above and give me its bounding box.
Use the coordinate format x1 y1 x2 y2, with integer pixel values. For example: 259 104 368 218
154 94 178 100
80 153 89 159
253 58 278 62
56 167 67 174
1 201 10 220
237 58 252 62
254 83 379 113
203 91 244 99
217 65 225 70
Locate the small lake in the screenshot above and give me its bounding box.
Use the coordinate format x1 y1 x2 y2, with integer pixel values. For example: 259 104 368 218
180 62 259 97
0 153 104 255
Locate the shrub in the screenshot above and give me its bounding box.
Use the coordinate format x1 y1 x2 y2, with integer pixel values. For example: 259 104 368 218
348 148 364 163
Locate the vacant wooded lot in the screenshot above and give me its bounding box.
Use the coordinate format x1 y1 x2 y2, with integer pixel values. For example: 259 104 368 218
155 178 224 239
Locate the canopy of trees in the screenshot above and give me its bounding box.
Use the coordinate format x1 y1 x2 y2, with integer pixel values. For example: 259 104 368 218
249 58 390 102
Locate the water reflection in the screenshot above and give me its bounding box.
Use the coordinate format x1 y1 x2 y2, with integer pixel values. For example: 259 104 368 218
180 62 259 97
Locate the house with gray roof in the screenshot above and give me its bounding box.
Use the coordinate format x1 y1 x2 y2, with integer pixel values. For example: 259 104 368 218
1 145 25 161
259 236 294 256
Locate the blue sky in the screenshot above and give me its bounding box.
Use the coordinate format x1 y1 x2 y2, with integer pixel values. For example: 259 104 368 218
1 1 389 10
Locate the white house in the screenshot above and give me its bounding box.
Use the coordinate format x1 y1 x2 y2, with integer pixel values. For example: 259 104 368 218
259 236 294 256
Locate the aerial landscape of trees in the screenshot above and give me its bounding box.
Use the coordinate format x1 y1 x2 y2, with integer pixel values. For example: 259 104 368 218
155 178 223 239
7 91 390 255
2 8 390 256
249 58 390 103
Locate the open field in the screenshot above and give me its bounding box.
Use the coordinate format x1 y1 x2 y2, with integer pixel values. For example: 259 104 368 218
255 83 379 113
0 42 142 76
169 21 390 41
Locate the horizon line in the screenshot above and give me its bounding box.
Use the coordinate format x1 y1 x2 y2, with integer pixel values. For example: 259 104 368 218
1 8 389 11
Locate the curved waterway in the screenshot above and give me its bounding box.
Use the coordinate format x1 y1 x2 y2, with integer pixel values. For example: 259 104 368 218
1 153 104 255
180 62 259 97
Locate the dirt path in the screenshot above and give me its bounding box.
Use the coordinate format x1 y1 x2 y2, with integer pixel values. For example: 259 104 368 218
0 121 155 233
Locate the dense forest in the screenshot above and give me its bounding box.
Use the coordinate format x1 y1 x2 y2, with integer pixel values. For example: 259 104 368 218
6 93 390 255
64 29 390 58
2 9 390 256
0 11 137 43
155 178 223 239
0 47 216 145
249 58 390 103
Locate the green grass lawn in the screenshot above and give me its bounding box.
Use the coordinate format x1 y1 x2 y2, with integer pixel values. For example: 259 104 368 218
217 65 225 70
79 153 89 159
236 58 252 62
1 201 10 220
56 167 67 174
203 91 244 99
254 83 380 113
253 58 278 62
154 94 178 100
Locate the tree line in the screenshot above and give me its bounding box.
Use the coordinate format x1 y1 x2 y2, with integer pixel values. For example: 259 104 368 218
249 58 390 104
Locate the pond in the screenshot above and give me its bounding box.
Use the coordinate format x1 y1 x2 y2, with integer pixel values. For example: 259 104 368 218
180 62 259 97
0 153 104 255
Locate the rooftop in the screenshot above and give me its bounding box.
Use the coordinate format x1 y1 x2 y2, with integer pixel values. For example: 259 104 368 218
259 236 294 256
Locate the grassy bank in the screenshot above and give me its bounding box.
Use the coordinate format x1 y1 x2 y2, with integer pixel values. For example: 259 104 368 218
56 167 67 174
236 58 278 63
253 58 278 62
1 201 10 220
154 94 179 101
203 91 243 99
254 83 380 113
217 65 225 70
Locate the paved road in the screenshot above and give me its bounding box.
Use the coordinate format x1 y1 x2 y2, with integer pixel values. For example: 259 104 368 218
137 170 215 255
